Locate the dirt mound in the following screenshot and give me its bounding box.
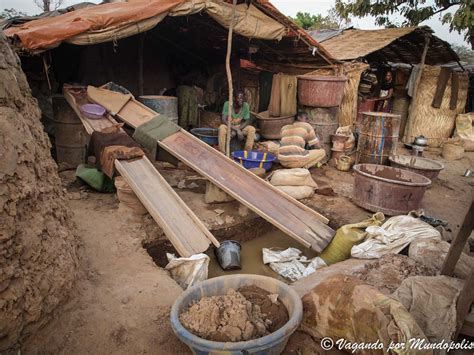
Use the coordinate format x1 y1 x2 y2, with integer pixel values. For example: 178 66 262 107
179 286 288 342
0 33 80 351
353 254 437 294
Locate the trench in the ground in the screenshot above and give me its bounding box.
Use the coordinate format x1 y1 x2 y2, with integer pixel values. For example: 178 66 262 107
144 217 317 283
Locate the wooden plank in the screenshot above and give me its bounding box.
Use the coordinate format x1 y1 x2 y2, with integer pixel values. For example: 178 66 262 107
115 157 215 257
441 202 474 276
64 86 120 134
88 85 335 252
455 269 474 338
160 131 334 252
64 86 219 256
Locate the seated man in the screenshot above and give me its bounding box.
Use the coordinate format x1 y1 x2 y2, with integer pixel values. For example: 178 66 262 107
218 91 256 153
278 111 326 169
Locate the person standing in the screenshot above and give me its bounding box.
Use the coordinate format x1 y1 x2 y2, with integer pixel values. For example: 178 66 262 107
375 70 394 112
218 91 256 153
278 111 326 168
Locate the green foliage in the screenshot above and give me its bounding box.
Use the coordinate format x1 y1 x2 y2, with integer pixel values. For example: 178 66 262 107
0 8 27 19
334 0 473 45
290 9 350 30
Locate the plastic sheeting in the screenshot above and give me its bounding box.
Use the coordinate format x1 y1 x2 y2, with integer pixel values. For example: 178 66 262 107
392 276 464 342
351 215 441 259
262 247 326 282
5 0 286 51
165 253 209 289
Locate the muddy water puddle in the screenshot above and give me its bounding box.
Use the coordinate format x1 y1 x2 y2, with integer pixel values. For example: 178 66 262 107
207 230 318 283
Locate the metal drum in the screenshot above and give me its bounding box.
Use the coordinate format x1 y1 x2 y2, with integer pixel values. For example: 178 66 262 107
139 95 178 124
356 112 401 165
52 95 88 166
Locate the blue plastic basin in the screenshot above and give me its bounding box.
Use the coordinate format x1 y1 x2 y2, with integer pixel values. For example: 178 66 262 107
231 150 276 171
170 275 303 355
190 128 219 145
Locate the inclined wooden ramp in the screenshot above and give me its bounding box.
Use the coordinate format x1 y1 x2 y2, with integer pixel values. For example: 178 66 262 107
63 86 219 257
87 86 335 252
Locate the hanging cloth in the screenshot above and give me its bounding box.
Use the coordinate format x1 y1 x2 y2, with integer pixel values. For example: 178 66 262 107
268 73 282 117
258 71 274 112
280 74 297 117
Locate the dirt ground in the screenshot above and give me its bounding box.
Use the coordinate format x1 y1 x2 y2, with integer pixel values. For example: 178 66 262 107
21 178 190 354
19 149 473 353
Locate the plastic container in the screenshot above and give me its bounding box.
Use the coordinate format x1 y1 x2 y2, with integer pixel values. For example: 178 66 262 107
232 150 276 171
297 75 347 107
170 275 303 355
389 155 444 181
353 164 431 215
254 111 294 139
190 128 219 145
215 240 241 270
80 103 106 119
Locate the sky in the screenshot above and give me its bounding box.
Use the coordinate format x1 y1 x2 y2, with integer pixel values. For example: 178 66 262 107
1 0 469 47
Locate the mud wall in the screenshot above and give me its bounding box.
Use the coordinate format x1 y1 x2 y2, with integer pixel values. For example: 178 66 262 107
0 33 80 351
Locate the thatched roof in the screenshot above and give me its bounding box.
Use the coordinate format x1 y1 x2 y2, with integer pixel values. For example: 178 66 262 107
311 26 459 65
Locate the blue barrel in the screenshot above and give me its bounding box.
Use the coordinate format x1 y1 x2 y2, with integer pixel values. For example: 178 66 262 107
170 275 303 355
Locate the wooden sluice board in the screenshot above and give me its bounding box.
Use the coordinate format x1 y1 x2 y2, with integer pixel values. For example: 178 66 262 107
87 86 336 252
64 86 219 257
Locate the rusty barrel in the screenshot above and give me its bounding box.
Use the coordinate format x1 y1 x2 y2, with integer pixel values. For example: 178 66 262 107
52 95 88 166
356 112 401 165
353 164 431 216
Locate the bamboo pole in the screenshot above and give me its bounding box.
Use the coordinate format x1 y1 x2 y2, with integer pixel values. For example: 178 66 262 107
405 35 430 142
225 0 238 157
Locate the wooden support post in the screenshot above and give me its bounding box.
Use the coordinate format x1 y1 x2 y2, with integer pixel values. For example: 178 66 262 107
455 269 474 338
441 202 474 276
225 0 237 157
138 33 145 97
405 35 430 142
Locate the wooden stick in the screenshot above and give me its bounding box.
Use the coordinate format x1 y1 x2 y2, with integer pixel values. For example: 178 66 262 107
405 35 430 142
138 33 145 97
225 0 237 157
441 202 474 276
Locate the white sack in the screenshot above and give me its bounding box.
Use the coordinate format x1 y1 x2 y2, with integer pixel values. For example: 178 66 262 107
275 185 315 200
351 215 441 259
262 248 327 282
268 168 317 187
165 253 209 289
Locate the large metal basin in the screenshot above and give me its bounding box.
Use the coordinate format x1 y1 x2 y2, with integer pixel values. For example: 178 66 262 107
389 155 444 181
353 164 431 215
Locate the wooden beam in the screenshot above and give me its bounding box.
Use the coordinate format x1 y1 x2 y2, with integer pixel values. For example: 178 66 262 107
455 269 474 338
405 35 430 142
441 202 474 276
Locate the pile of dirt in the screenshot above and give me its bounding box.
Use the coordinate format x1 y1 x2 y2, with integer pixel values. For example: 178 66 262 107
0 33 80 351
179 286 289 342
353 254 437 294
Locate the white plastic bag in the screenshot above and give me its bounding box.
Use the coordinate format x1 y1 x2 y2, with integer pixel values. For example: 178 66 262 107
351 215 441 259
165 253 209 289
262 248 327 281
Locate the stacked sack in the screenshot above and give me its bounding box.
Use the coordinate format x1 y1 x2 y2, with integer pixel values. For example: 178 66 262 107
268 168 317 200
